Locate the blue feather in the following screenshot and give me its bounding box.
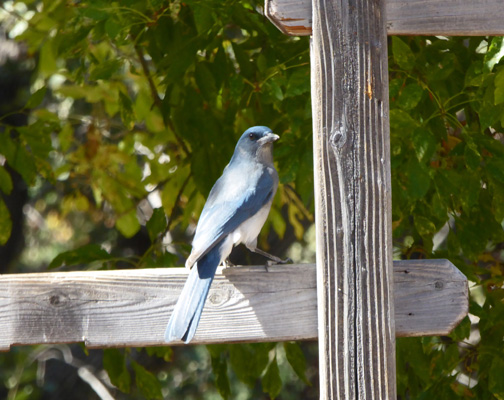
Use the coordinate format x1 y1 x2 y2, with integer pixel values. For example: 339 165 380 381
164 243 221 343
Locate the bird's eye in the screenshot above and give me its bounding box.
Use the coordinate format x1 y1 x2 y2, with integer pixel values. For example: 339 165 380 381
248 133 255 140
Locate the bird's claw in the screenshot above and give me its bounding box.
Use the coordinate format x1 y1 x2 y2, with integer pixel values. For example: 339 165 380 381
265 257 292 269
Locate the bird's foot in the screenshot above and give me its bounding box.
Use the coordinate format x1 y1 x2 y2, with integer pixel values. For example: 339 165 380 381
250 247 292 265
265 257 292 267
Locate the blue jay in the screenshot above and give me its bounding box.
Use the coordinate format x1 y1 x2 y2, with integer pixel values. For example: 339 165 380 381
165 126 287 343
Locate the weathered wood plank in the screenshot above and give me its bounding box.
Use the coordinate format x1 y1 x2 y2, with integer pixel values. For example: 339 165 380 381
265 0 504 36
310 0 395 397
0 260 467 351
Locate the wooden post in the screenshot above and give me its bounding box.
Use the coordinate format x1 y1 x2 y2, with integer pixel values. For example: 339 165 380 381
311 0 395 398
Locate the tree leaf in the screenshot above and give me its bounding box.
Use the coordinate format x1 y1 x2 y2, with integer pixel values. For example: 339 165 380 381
392 37 415 71
145 346 173 362
131 361 163 400
39 39 57 77
103 349 131 393
48 243 112 269
491 181 504 222
193 5 214 34
146 207 167 242
18 122 53 158
494 68 504 106
89 59 122 81
389 109 419 132
487 157 504 183
0 134 37 185
449 315 471 341
0 197 12 245
211 353 231 400
484 37 504 72
489 356 504 397
414 215 436 238
464 142 481 170
412 128 436 163
0 166 13 195
26 87 47 109
229 343 271 387
397 83 423 110
195 62 217 102
262 356 282 400
284 342 310 385
105 17 121 40
406 160 430 199
285 68 310 98
116 209 141 238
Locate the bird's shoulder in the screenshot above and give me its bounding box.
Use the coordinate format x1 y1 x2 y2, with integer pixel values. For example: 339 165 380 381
205 161 273 207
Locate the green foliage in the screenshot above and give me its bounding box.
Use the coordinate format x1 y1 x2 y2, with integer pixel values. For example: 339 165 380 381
1 0 504 399
390 36 504 399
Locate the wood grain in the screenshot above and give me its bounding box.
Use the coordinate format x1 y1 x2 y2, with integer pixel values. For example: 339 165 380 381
310 0 396 397
0 260 467 351
265 0 504 36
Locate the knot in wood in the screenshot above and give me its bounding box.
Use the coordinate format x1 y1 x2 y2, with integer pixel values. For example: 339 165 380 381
208 289 230 306
48 291 69 307
329 127 346 149
434 281 444 290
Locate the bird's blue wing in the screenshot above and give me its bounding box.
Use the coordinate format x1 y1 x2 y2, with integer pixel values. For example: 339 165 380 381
186 167 275 267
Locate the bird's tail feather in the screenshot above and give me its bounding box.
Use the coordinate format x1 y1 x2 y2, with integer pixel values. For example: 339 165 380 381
164 245 221 343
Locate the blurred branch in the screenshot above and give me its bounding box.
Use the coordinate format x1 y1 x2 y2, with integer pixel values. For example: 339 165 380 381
167 172 191 232
134 44 190 157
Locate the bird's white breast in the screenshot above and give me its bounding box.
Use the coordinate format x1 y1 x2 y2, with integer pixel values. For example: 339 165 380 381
218 201 273 262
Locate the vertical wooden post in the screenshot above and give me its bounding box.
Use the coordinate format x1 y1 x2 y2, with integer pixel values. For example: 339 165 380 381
311 0 396 398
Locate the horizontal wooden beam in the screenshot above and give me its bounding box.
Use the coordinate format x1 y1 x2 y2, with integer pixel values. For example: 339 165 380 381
265 0 504 36
0 259 467 350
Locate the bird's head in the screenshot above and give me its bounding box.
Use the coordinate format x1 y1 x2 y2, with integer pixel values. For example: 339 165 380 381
234 126 279 164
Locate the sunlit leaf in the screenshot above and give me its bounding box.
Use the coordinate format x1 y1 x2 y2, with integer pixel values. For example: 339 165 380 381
484 37 504 72
116 209 141 238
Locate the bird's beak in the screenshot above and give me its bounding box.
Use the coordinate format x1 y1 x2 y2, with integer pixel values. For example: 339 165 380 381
259 132 280 145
